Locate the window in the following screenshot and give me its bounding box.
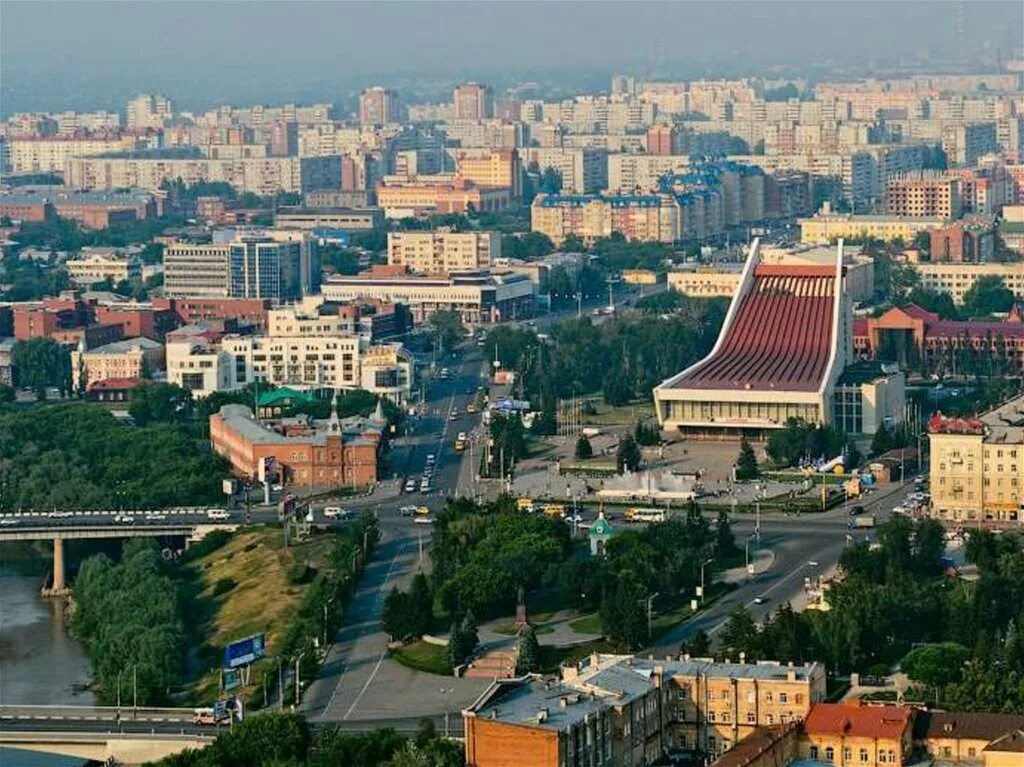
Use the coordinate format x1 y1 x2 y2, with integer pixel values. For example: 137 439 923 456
825 747 834 763
747 691 756 703
766 692 773 702
181 372 204 391
708 711 716 722
967 748 976 758
844 748 851 762
810 747 819 760
860 749 869 762
747 713 756 724
779 693 788 704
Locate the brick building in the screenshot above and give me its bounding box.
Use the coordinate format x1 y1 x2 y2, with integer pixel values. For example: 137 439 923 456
209 404 382 489
928 217 996 263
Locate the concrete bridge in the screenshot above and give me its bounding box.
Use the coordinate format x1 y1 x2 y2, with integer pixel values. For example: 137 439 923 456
0 705 216 765
0 508 240 593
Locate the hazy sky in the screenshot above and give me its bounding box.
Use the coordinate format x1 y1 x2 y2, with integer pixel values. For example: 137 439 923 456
2 1 1021 115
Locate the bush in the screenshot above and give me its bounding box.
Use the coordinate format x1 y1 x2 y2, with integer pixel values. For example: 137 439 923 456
211 577 237 598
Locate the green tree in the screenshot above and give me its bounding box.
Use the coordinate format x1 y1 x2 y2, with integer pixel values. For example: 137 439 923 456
516 625 541 674
129 383 194 426
11 337 71 394
213 713 311 767
963 275 1015 317
429 310 465 352
902 642 970 688
683 629 712 657
719 606 760 660
407 572 433 637
575 435 593 460
735 436 759 480
715 509 739 558
601 577 649 649
616 434 642 473
382 587 413 640
562 233 586 253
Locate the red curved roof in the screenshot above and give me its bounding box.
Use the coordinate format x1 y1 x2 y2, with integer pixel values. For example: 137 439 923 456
673 270 837 392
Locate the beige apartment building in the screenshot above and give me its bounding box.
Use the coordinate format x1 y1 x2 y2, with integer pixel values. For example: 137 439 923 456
531 192 680 244
915 263 1024 303
517 147 609 194
65 247 142 286
886 175 963 219
387 230 499 274
799 210 946 244
8 135 138 174
608 154 692 193
929 396 1024 526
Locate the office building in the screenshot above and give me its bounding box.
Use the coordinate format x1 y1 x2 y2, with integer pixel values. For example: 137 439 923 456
387 230 500 274
274 207 383 231
376 179 513 218
453 83 494 120
359 87 399 127
928 395 1024 526
163 232 319 301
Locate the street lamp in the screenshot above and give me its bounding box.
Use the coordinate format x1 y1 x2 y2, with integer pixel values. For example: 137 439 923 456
745 534 757 577
698 558 713 605
439 686 454 737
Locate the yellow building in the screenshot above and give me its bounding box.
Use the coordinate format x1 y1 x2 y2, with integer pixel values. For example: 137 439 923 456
621 269 660 285
668 267 743 297
531 192 680 245
387 230 499 274
928 395 1024 526
914 263 1024 304
914 711 1024 767
455 149 521 197
982 730 1024 767
800 702 914 767
72 337 165 390
65 247 142 286
799 210 945 244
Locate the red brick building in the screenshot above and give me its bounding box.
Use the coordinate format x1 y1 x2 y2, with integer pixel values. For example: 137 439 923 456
928 217 996 263
153 297 271 330
0 197 55 223
210 404 382 489
94 303 177 341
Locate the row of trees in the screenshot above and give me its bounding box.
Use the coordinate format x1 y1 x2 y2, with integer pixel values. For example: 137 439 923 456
713 518 1024 713
764 417 859 470
152 714 463 767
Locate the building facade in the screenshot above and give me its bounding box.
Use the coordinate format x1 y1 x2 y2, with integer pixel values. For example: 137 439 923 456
387 230 500 273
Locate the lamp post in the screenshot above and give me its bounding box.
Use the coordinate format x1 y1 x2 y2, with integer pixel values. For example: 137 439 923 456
698 558 713 606
440 686 454 737
294 651 307 707
745 534 757 577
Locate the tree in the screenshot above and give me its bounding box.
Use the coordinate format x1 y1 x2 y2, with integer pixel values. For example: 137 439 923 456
715 509 739 558
902 642 970 688
634 420 660 447
382 587 413 640
963 275 1015 317
735 436 759 480
683 629 712 657
844 441 863 471
407 573 433 637
575 435 593 460
719 606 760 660
128 383 193 426
562 233 586 253
213 713 311 767
602 577 649 649
616 434 642 474
516 625 541 674
445 614 477 669
11 338 71 394
429 310 465 352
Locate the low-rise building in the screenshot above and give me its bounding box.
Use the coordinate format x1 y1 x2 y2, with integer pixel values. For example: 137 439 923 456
928 217 997 262
914 263 1024 303
376 179 513 218
799 208 945 244
913 711 1024 766
65 247 142 286
800 702 914 767
274 207 383 231
209 403 382 489
70 336 164 390
928 395 1024 526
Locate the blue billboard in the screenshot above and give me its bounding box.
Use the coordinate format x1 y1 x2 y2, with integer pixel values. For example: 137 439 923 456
312 229 351 246
223 633 266 669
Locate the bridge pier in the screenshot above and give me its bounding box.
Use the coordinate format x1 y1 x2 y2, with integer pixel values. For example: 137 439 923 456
41 536 69 597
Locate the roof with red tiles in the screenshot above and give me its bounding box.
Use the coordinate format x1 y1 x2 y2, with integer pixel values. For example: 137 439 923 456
86 377 142 391
804 703 913 741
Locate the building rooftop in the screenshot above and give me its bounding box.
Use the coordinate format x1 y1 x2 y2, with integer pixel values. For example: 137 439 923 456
579 654 824 684
216 404 382 448
465 677 609 731
86 337 163 355
804 702 913 740
913 711 1024 743
985 729 1024 754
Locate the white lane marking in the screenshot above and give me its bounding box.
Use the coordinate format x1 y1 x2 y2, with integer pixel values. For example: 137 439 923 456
341 538 409 721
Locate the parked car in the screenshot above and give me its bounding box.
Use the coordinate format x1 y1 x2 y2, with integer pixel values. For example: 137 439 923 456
0 517 19 526
404 479 417 493
114 514 136 524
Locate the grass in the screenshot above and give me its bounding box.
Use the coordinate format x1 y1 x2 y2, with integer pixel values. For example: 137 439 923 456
568 613 603 635
391 640 452 676
582 400 655 426
491 622 555 636
183 527 338 704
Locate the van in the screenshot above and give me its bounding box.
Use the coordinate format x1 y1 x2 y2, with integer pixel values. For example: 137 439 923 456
207 509 230 521
542 504 566 518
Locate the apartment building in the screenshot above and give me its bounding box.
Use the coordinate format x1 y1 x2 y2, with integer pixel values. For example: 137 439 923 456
71 337 164 390
517 147 609 194
914 263 1024 303
531 192 680 244
126 93 173 129
942 122 999 167
800 208 945 243
387 230 500 273
928 217 996 262
376 180 513 218
65 247 142 286
8 134 139 173
929 398 1024 526
463 654 827 767
608 154 691 193
453 83 494 120
455 149 522 197
163 232 319 302
359 87 399 127
886 174 964 218
65 152 342 195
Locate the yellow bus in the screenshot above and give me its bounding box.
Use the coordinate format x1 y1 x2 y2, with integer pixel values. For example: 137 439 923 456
625 507 666 523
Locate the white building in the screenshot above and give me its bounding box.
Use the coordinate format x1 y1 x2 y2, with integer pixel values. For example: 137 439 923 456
65 247 143 286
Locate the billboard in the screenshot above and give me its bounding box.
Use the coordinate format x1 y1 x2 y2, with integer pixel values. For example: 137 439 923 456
223 633 266 669
258 456 277 482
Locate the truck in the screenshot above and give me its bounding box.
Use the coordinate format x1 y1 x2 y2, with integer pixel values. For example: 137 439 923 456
193 703 230 726
853 514 876 529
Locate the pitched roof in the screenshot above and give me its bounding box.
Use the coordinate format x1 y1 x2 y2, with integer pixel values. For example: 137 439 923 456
914 711 1024 742
804 703 913 741
984 730 1024 753
713 724 800 767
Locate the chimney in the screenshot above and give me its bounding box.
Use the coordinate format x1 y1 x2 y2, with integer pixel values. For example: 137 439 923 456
537 708 548 723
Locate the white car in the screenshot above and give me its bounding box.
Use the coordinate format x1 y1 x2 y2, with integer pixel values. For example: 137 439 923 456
146 513 167 521
0 517 19 526
206 509 230 521
324 507 352 520
404 479 417 493
419 479 431 492
413 516 434 525
399 505 417 517
114 514 135 524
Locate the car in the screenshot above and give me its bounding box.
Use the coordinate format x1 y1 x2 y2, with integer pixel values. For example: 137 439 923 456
892 505 907 515
914 475 925 484
753 596 769 605
146 513 167 521
207 509 230 521
466 403 477 414
114 514 135 524
849 505 865 516
0 517 19 526
419 479 431 492
413 516 434 525
449 411 459 421
323 507 342 518
404 479 417 493
399 505 417 517
426 454 436 463
807 560 819 567
414 506 431 516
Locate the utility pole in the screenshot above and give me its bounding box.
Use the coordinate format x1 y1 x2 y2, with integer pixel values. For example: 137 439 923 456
132 665 137 715
699 558 713 606
278 659 284 710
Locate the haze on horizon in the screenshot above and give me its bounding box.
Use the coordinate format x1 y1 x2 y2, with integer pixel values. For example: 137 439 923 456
1 0 1021 116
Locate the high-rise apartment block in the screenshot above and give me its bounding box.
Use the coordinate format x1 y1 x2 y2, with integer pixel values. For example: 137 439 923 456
126 93 173 129
455 149 522 197
359 87 399 127
387 230 500 274
453 83 494 120
886 174 964 218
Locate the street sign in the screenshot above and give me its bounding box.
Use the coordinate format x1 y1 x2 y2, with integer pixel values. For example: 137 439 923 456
222 668 241 690
223 633 266 669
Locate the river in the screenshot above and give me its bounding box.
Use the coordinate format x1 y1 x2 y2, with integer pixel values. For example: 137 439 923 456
0 570 95 767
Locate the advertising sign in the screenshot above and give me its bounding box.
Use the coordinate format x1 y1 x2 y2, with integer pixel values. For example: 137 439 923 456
223 633 266 669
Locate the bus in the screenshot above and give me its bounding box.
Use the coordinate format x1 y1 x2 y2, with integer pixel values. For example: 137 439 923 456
625 507 666 523
542 504 566 518
454 432 467 452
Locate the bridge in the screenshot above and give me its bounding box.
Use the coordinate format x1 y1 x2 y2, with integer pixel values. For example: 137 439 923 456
0 508 240 593
0 705 215 765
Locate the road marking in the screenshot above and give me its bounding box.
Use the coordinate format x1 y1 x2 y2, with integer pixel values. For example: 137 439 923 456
321 537 408 719
341 538 410 721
